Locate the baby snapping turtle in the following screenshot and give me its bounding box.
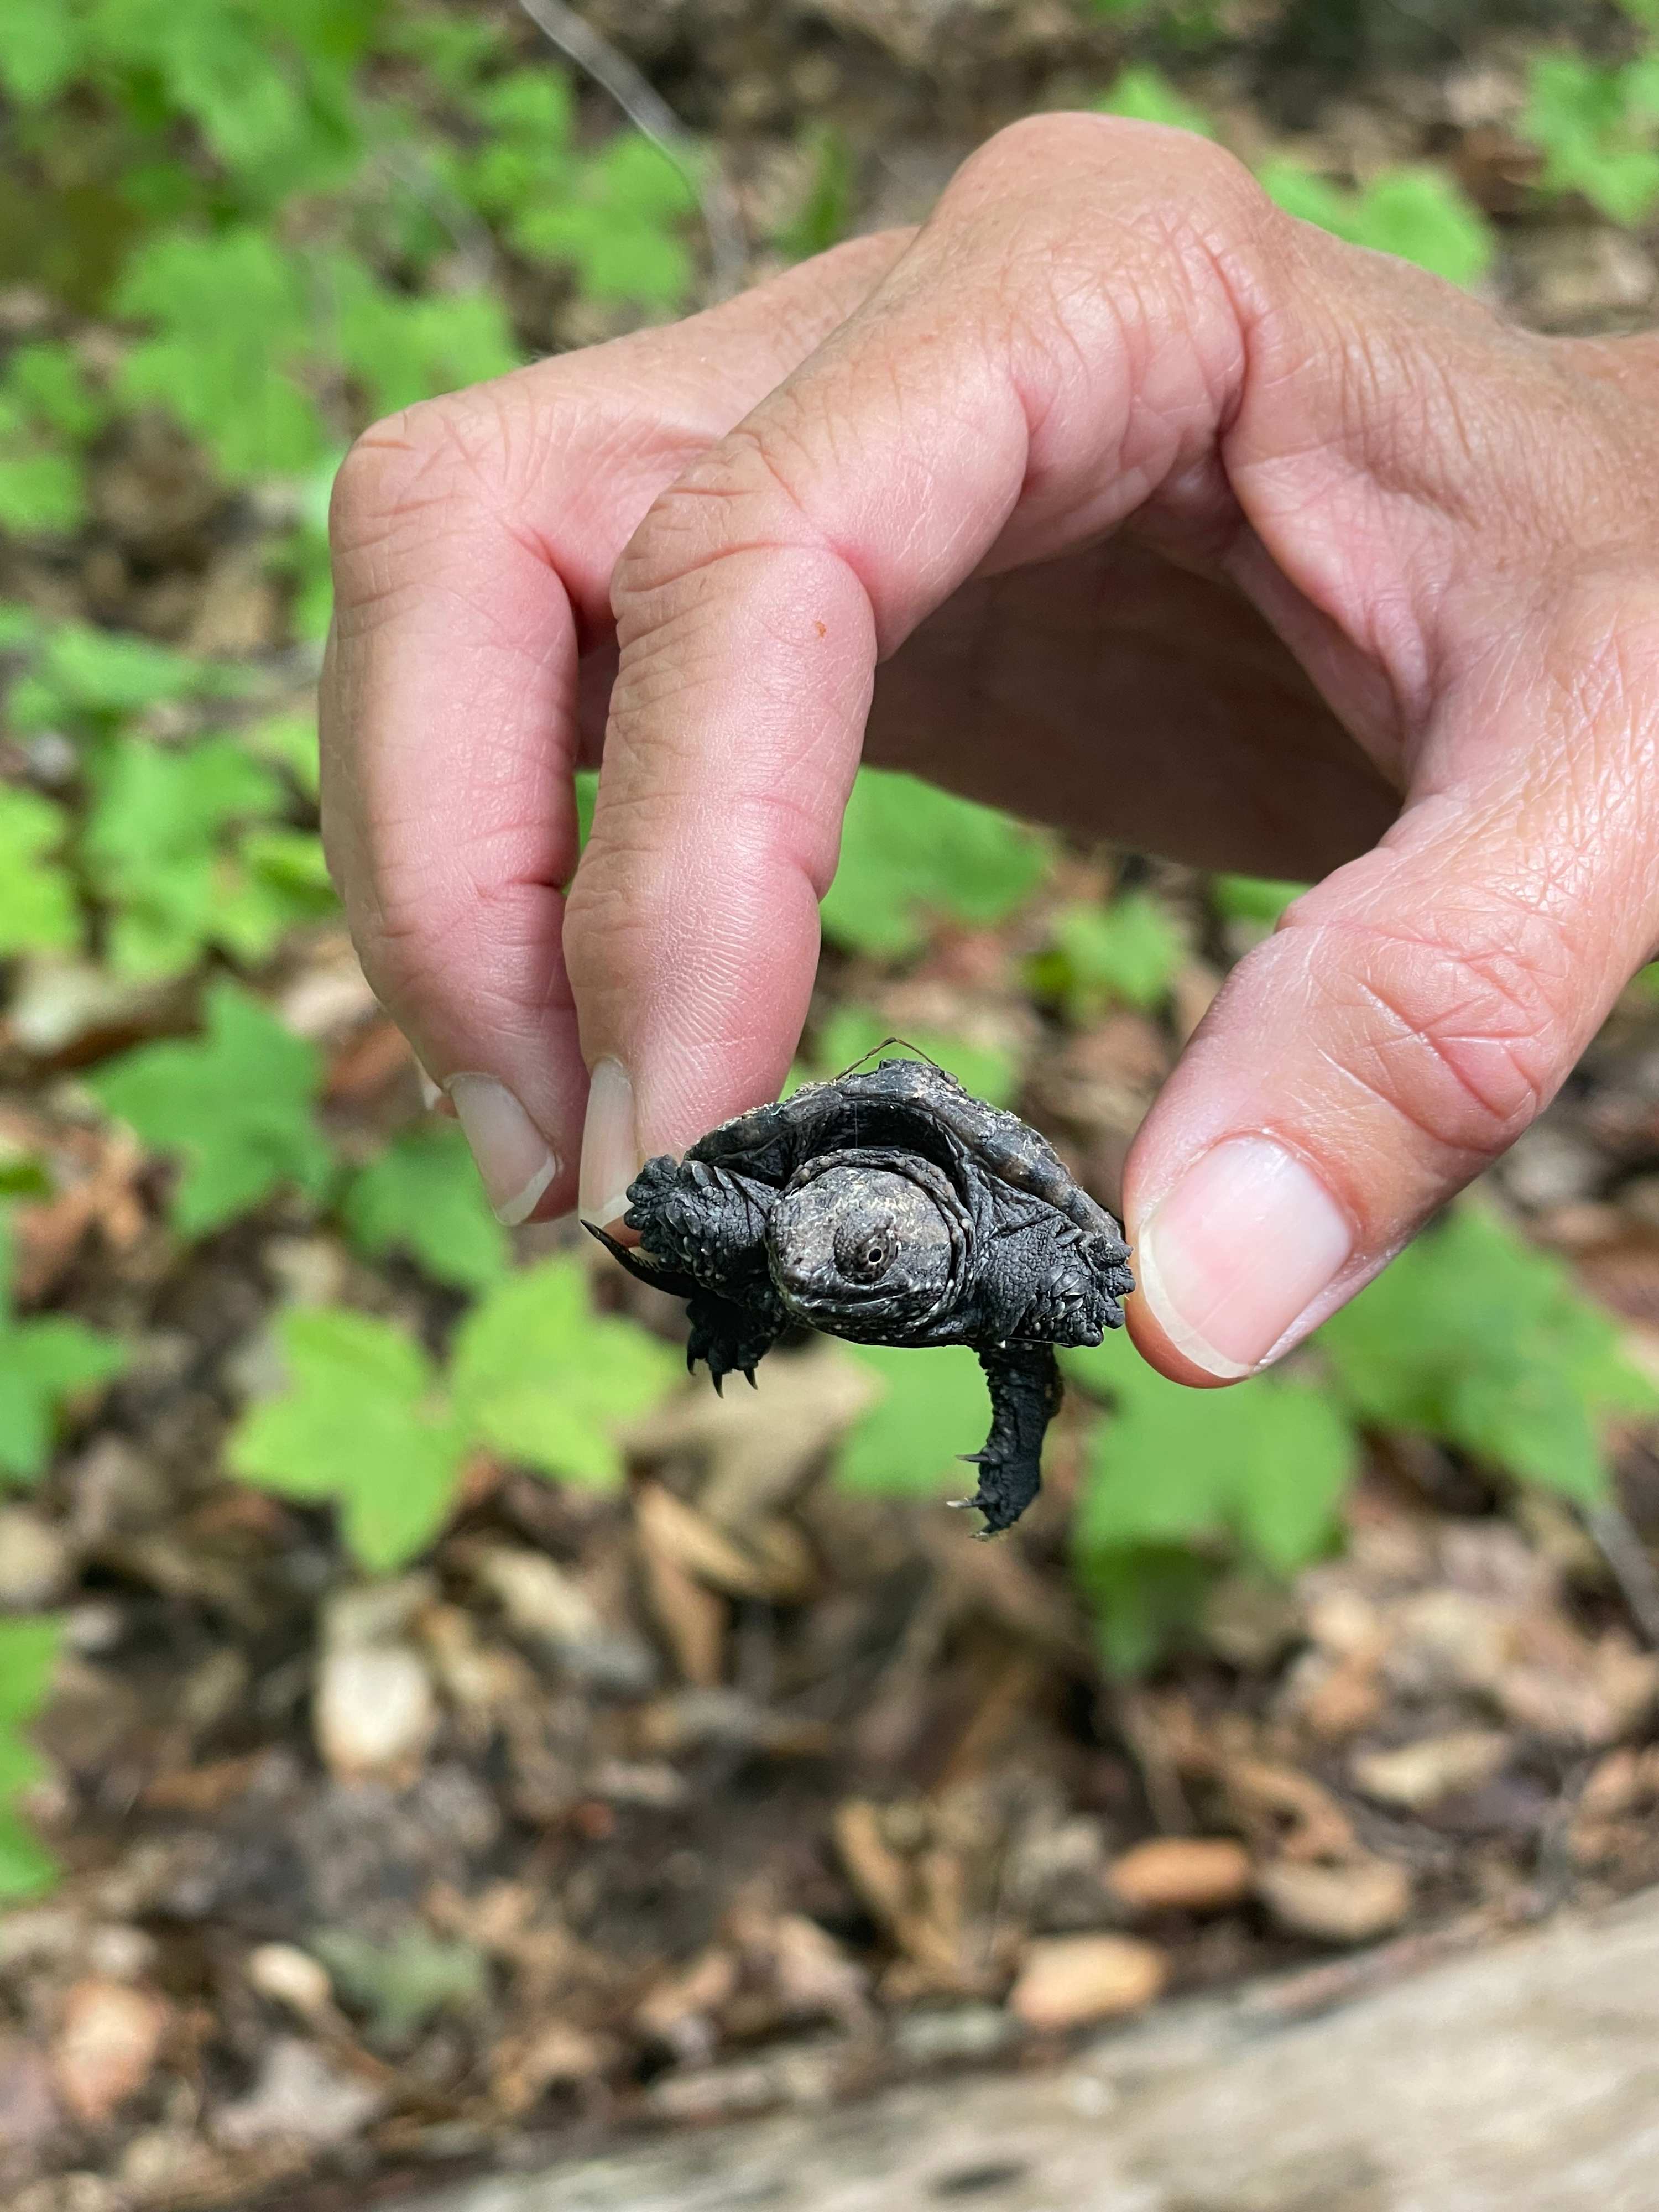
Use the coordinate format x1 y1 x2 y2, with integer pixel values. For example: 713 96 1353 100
588 1055 1134 1533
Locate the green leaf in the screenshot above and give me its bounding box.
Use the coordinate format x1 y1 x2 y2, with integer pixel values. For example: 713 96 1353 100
0 1615 62 1901
1073 1542 1220 1678
791 1007 1021 1109
83 734 289 977
1521 52 1659 228
1211 874 1306 926
87 980 334 1235
450 1257 677 1488
1066 1346 1356 1675
0 0 86 104
0 1219 127 1485
342 1119 509 1294
0 787 82 957
1067 1345 1357 1573
228 1306 467 1572
1032 893 1183 1020
835 1344 992 1498
242 708 321 800
117 227 328 481
1094 65 1217 138
1258 160 1494 287
329 259 519 416
1320 1203 1657 1503
10 622 230 732
310 1926 488 2047
776 126 854 260
821 769 1051 960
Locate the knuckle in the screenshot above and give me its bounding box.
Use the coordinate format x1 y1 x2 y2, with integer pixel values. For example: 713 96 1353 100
611 422 818 629
1298 902 1574 1160
947 111 1273 262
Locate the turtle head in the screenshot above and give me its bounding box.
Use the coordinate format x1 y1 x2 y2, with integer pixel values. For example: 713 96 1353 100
766 1149 973 1339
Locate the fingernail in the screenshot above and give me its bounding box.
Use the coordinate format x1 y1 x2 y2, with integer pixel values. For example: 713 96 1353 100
580 1057 639 1228
1136 1136 1354 1378
419 1070 442 1110
447 1074 560 1226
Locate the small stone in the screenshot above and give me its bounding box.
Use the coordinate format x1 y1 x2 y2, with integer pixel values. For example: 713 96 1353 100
1009 1935 1167 2033
313 1644 436 1781
52 1978 170 2124
0 1506 73 1610
214 2036 384 2148
1257 1855 1413 1946
246 1943 333 2020
0 2037 61 2160
1350 1730 1511 1812
1107 1838 1253 1916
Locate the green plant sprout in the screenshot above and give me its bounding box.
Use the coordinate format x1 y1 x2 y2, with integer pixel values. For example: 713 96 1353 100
0 1217 126 1486
820 769 1052 959
0 1616 65 1901
88 980 336 1235
1029 893 1185 1021
229 1258 677 1571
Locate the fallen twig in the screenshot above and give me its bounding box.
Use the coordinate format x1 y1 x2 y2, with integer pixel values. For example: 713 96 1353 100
513 0 748 302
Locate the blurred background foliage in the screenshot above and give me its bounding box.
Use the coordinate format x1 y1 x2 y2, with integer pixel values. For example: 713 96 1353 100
4 0 1659 1906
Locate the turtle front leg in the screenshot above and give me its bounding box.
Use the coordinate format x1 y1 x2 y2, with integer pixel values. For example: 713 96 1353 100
956 1344 1063 1535
686 1285 786 1394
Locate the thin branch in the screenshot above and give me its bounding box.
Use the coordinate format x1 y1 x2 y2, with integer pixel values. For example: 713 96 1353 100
512 0 747 304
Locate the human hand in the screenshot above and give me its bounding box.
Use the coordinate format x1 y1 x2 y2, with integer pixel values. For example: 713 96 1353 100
322 114 1659 1386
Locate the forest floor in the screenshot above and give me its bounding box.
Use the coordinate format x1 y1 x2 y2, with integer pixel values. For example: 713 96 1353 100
9 4 1659 2210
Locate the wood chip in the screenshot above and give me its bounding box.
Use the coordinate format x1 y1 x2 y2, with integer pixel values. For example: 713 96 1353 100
53 1978 170 2124
1256 1855 1413 1945
1107 1837 1253 1914
1350 1729 1511 1811
1009 1935 1167 2032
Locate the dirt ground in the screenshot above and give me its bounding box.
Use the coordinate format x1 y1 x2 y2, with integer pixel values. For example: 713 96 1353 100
8 4 1659 2209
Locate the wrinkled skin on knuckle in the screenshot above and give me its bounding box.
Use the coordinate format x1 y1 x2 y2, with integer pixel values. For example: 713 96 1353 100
1285 902 1576 1164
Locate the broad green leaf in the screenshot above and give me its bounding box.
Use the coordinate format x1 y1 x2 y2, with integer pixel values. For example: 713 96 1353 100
117 227 328 481
242 708 321 800
1521 53 1659 227
821 769 1051 959
0 1615 61 1901
1032 893 1183 1020
450 1257 677 1487
836 1344 992 1498
342 1120 509 1293
228 1306 467 1572
84 734 289 975
1094 66 1217 138
1259 160 1494 286
87 980 334 1235
329 260 519 417
790 1007 1021 1109
1321 1203 1657 1503
0 787 81 957
9 623 229 732
1066 1349 1355 1673
1067 1345 1357 1572
0 0 86 104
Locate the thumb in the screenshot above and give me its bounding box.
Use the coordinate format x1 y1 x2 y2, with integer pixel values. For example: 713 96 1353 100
1125 587 1659 1384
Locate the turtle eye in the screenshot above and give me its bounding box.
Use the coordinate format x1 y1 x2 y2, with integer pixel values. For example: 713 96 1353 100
833 1213 898 1284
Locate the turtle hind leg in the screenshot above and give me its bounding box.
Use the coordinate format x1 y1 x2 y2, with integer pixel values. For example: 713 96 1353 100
954 1344 1063 1535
